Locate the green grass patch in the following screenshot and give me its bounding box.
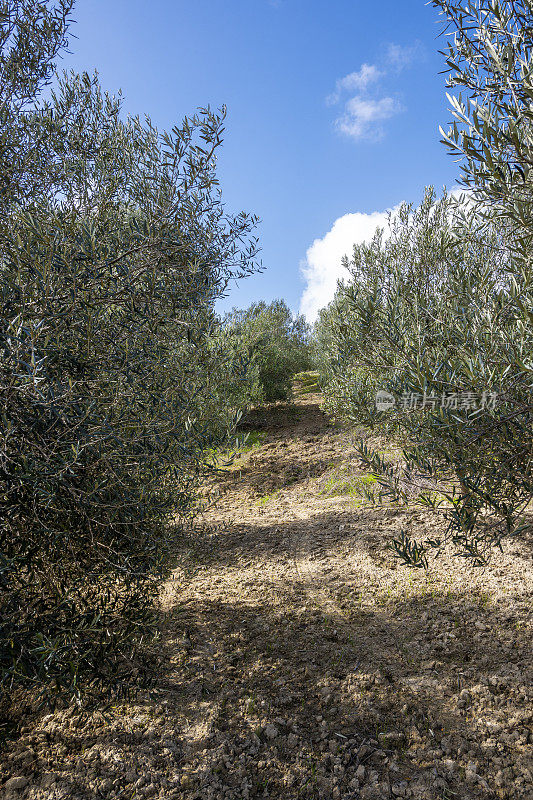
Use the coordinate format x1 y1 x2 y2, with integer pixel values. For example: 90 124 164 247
257 489 281 506
237 429 267 452
321 466 378 500
207 429 267 469
294 370 320 394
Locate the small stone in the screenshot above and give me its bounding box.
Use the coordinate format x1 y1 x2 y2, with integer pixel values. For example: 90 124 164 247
264 724 279 740
40 773 57 788
356 764 365 780
5 777 29 792
368 769 379 784
392 784 406 797
286 733 298 748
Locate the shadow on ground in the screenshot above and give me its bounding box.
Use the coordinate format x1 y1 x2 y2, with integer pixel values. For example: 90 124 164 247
2 387 531 800
14 567 530 799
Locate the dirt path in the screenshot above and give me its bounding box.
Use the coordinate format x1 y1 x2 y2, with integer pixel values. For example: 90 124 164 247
2 385 532 800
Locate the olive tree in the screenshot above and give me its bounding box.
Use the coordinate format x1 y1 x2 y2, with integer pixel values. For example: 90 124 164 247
223 299 314 402
0 0 259 703
434 0 533 252
316 186 530 565
316 1 533 566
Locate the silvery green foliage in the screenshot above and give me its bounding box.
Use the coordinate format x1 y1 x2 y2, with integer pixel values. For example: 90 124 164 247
223 300 314 402
318 1 533 566
316 187 531 565
433 0 533 254
0 1 259 703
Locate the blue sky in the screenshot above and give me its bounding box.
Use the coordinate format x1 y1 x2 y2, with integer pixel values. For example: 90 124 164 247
59 0 458 320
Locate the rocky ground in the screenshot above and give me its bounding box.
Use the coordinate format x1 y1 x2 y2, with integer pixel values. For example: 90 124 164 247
1 381 532 799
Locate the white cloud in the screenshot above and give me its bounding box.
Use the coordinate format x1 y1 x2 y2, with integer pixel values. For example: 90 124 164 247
327 41 422 141
335 95 402 141
299 205 400 323
326 63 382 105
385 41 423 71
299 189 476 323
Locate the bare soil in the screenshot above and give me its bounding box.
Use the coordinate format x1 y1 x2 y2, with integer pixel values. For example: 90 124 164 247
2 385 532 800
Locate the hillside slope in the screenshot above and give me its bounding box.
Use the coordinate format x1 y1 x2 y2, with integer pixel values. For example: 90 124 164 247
1 379 532 800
